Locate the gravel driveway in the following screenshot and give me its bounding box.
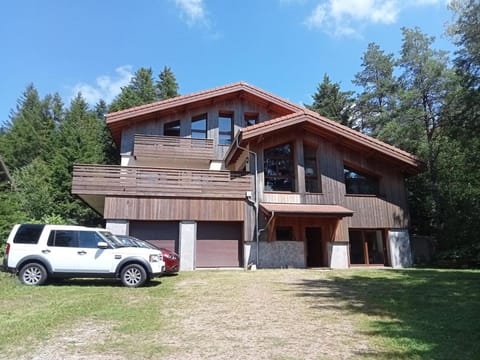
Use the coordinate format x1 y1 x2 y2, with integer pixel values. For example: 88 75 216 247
23 269 375 360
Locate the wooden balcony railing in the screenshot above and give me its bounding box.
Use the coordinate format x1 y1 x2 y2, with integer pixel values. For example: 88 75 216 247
72 165 252 199
133 135 214 161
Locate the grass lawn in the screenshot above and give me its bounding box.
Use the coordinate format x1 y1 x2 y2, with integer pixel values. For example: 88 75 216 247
0 268 478 359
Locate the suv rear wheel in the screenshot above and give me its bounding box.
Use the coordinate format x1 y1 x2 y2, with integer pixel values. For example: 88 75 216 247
120 264 147 288
19 263 48 286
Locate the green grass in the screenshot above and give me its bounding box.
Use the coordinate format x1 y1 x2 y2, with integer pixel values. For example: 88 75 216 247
0 268 479 359
304 269 480 359
0 272 178 358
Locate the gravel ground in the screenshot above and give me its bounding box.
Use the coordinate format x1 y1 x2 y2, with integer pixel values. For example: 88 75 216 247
20 270 375 360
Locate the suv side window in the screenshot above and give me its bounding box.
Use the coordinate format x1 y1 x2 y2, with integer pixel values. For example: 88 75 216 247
13 224 45 244
78 231 103 248
47 230 79 247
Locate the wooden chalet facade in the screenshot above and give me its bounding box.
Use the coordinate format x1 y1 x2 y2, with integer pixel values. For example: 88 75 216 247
72 82 423 270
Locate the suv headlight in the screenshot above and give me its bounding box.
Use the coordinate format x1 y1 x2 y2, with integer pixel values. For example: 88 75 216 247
149 254 162 262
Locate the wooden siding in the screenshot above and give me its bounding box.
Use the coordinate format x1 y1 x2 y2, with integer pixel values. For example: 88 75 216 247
119 97 286 160
251 129 410 235
104 197 246 221
72 165 252 199
133 135 214 161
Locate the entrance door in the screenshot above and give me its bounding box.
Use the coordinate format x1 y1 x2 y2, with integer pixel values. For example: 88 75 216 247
306 227 323 267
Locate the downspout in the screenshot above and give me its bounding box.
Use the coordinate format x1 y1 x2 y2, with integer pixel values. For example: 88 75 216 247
235 136 259 266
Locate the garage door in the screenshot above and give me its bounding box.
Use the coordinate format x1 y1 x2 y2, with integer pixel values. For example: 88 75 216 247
130 221 179 252
196 222 242 268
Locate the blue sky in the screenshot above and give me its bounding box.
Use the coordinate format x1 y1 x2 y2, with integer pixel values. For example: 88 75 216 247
0 0 454 124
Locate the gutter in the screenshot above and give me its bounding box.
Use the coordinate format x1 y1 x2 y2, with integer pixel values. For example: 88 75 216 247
235 136 259 267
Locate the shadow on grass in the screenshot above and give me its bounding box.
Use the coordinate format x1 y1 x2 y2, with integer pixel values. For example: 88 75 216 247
47 277 163 287
293 269 480 359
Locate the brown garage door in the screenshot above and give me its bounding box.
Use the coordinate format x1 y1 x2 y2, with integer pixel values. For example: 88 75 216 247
196 222 242 268
130 221 179 252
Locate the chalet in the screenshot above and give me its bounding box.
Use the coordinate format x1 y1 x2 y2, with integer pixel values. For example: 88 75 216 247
72 82 422 270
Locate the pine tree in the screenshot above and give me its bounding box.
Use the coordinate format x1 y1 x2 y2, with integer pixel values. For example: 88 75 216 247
109 68 157 112
353 43 398 135
157 66 180 100
307 74 355 128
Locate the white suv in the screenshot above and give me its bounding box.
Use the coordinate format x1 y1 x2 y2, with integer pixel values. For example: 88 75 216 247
2 224 165 287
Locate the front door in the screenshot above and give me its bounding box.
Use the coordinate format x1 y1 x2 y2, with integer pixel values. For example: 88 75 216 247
306 227 323 267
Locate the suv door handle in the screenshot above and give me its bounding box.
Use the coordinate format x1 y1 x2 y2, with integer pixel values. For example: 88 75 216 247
42 249 51 254
77 251 87 255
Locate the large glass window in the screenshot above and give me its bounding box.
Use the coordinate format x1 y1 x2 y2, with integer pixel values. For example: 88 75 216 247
244 113 258 127
349 230 385 265
218 112 233 145
344 166 379 195
164 120 180 136
304 145 319 193
191 114 207 139
264 143 295 192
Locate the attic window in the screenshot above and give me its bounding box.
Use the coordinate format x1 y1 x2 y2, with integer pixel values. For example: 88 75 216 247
344 166 379 195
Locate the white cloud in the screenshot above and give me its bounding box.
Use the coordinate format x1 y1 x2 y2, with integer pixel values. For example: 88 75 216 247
71 65 133 105
174 0 208 26
305 0 441 37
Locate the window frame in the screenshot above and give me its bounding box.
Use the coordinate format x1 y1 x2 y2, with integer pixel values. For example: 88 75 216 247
303 144 320 193
244 112 259 127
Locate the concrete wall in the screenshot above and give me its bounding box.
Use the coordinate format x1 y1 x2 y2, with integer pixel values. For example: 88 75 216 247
388 230 413 268
247 241 305 268
179 221 196 271
327 242 349 269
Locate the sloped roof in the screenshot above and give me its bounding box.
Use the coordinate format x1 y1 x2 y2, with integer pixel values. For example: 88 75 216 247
260 203 354 217
106 81 304 145
226 109 423 174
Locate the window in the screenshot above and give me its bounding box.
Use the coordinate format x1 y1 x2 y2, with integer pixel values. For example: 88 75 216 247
344 166 379 195
244 113 258 127
191 114 207 139
79 231 103 248
13 224 44 244
218 112 233 145
349 230 385 265
47 230 79 247
276 226 294 241
304 145 319 193
164 120 180 136
264 143 295 192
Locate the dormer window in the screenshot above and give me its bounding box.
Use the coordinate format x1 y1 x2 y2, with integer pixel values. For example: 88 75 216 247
344 166 379 195
192 114 207 139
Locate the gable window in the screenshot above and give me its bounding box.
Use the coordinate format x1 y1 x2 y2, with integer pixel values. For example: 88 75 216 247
344 166 379 195
264 143 295 192
244 113 258 127
218 112 234 145
164 120 180 136
191 114 207 139
304 145 319 193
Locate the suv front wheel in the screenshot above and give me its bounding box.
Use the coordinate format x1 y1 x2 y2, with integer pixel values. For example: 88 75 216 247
120 264 147 288
19 263 48 286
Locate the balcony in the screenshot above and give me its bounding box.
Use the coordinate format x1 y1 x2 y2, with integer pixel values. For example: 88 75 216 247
133 135 215 167
72 165 252 200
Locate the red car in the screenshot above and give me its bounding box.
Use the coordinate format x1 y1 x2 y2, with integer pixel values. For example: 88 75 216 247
115 235 180 274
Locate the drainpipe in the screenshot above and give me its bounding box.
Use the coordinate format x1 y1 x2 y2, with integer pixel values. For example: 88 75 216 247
235 136 259 266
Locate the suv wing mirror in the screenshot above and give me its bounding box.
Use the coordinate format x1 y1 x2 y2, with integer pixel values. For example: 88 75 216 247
97 241 109 249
